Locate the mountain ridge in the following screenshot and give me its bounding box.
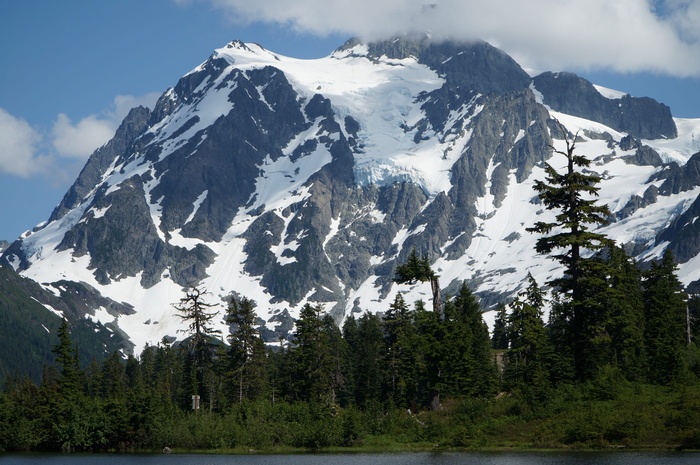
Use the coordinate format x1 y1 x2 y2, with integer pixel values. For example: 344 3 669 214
2 36 700 352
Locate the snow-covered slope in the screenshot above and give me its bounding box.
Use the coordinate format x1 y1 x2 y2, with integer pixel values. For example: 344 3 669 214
4 36 700 350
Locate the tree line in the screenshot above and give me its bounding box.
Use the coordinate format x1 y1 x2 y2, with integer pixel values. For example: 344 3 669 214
1 125 699 452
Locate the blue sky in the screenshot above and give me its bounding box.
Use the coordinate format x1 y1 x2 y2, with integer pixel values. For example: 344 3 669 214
1 0 699 241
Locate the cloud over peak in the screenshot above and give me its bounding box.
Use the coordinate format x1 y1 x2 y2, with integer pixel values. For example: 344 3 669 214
201 0 700 77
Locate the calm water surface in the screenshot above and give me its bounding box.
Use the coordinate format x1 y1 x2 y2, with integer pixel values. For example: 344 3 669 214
1 452 699 465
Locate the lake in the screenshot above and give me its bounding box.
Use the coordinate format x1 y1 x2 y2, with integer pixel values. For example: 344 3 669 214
1 451 699 465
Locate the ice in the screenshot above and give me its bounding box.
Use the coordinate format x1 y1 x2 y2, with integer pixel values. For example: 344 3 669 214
14 40 700 350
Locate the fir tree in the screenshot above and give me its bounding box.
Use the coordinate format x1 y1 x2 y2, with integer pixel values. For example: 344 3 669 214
394 249 442 317
491 303 509 350
349 313 383 408
642 249 688 384
526 123 612 380
505 273 552 394
51 319 81 394
413 299 442 408
579 245 646 379
225 296 267 403
322 313 347 408
290 304 338 405
446 282 499 397
383 292 418 407
340 315 358 406
174 286 221 402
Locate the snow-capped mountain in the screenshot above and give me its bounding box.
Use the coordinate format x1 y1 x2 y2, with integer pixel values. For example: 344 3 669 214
4 35 700 351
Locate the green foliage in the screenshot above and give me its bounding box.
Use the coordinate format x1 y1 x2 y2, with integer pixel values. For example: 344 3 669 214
526 125 612 380
643 249 688 384
383 293 419 407
174 286 221 403
491 303 509 350
2 253 699 453
504 273 552 396
441 282 499 398
225 296 268 404
394 249 442 316
346 313 383 408
394 249 433 284
52 319 81 394
288 304 342 405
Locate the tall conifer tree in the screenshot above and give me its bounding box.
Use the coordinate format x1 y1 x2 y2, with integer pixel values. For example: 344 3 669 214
226 296 267 403
526 123 611 380
174 286 220 403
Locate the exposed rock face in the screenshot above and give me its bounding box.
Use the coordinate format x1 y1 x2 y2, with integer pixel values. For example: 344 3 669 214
533 71 677 140
655 152 700 263
3 36 700 350
49 106 152 223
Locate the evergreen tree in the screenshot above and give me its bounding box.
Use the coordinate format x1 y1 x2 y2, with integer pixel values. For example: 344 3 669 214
383 292 418 407
51 319 81 394
413 298 443 408
443 282 499 398
225 296 267 403
174 286 221 404
100 351 127 399
322 313 347 408
579 245 646 379
642 249 688 384
689 294 700 345
340 315 358 406
526 123 612 380
545 294 576 383
395 249 442 317
491 303 509 350
504 273 552 394
349 313 383 408
290 304 338 405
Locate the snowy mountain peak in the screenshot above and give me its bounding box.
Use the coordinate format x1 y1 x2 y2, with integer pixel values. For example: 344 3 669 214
3 37 700 352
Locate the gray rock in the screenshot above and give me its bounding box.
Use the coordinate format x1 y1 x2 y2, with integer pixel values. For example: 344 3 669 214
533 71 677 140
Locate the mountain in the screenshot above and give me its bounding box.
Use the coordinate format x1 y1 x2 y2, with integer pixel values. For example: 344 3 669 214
3 34 700 352
0 264 131 383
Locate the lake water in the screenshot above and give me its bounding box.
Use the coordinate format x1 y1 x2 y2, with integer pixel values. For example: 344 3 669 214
1 451 699 465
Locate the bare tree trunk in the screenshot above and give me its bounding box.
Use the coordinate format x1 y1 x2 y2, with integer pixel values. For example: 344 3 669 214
431 275 442 319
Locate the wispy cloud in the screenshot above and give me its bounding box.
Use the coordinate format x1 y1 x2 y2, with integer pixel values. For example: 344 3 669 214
191 0 700 77
0 109 50 177
50 92 160 159
0 92 160 180
51 113 118 159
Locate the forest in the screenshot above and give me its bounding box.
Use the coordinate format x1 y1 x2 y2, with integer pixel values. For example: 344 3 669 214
1 132 700 453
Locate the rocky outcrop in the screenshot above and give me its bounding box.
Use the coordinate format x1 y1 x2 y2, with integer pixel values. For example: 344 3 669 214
533 72 677 140
49 106 152 223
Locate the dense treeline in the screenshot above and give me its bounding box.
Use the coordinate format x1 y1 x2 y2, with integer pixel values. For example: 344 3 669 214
1 248 699 452
2 133 700 452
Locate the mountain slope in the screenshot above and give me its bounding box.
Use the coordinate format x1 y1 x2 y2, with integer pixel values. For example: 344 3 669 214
3 35 700 350
0 264 131 383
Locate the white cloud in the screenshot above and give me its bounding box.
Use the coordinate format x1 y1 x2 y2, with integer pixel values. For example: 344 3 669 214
0 93 160 180
51 92 160 159
0 108 50 177
197 0 700 77
113 92 161 122
51 113 117 159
